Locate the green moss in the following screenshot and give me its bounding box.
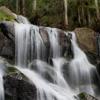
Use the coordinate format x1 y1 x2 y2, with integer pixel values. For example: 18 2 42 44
78 93 87 100
0 10 15 21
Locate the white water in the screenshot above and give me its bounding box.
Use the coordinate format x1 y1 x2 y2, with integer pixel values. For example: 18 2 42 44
14 17 100 100
16 15 30 24
0 59 5 100
47 28 61 58
30 25 46 60
67 32 95 95
15 23 46 67
0 71 4 100
16 64 75 100
15 23 31 67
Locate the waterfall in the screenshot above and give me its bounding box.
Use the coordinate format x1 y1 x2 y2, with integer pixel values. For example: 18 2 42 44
0 59 5 100
14 16 100 100
15 23 46 67
47 28 61 58
67 32 96 95
16 15 30 24
16 61 75 100
0 70 4 100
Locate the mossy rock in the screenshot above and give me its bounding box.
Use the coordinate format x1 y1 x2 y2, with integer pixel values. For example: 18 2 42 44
0 6 16 21
78 92 98 100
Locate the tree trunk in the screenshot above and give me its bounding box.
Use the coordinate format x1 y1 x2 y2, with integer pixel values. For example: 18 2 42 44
64 0 68 26
81 6 86 25
87 8 91 26
78 7 81 25
22 0 25 15
32 0 37 14
16 0 19 14
95 0 100 20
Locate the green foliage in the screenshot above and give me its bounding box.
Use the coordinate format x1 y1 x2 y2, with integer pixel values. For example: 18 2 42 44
0 0 100 30
0 10 15 21
32 0 65 28
78 93 86 100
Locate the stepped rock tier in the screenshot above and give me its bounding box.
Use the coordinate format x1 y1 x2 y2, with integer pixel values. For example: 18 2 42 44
0 7 99 100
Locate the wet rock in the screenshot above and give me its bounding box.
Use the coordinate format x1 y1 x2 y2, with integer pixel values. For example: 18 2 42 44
4 75 37 100
0 21 15 40
78 92 98 100
0 21 72 61
0 21 98 65
96 59 100 75
0 22 15 63
0 21 15 63
85 52 97 65
58 29 73 58
0 32 14 63
39 27 73 59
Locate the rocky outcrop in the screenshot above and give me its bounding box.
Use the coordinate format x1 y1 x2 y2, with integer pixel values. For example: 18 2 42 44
0 6 16 21
4 75 37 100
0 21 99 65
0 21 15 40
74 28 96 55
0 22 15 63
0 21 72 62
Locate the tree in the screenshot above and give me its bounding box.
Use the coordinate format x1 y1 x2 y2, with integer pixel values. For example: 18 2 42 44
16 0 19 14
94 0 99 19
64 0 68 26
22 0 25 15
32 0 37 14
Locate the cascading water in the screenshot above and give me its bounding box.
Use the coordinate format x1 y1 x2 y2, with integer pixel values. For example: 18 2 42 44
15 23 31 67
16 15 30 24
66 32 95 95
14 16 100 100
16 61 75 100
47 28 61 58
0 59 5 100
15 23 46 67
0 70 4 100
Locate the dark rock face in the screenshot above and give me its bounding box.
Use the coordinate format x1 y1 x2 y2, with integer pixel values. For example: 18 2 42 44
0 21 15 63
0 21 15 40
85 52 97 65
4 75 37 100
39 26 73 59
0 28 15 63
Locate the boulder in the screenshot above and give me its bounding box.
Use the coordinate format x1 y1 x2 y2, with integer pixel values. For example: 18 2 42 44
0 6 16 21
74 28 96 55
4 75 37 100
